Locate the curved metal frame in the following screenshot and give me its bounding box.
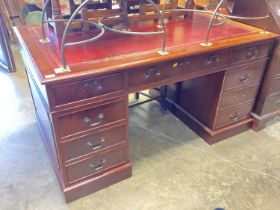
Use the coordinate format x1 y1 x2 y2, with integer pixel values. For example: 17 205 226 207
202 0 226 46
59 0 167 70
40 0 51 42
202 0 271 46
40 0 272 72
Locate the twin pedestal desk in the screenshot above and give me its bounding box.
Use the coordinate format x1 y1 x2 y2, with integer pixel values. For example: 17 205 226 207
15 14 278 202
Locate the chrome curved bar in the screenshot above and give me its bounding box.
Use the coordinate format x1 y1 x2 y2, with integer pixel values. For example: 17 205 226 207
99 0 167 53
64 24 105 47
61 0 101 69
40 0 51 41
100 24 163 36
60 0 167 70
167 9 269 21
42 0 272 71
145 0 167 53
203 0 226 46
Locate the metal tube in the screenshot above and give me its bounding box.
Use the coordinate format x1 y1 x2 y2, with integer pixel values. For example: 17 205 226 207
166 9 269 20
40 0 51 40
61 0 93 69
204 0 226 45
64 27 105 47
102 24 163 35
145 0 167 53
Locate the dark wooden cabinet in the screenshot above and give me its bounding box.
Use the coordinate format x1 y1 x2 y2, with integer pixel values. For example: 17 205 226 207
230 0 280 130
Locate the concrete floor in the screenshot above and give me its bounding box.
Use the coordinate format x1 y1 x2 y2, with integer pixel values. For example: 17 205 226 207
1 47 280 210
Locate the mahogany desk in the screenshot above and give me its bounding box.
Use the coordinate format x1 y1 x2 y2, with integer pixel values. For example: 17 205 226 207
15 14 278 202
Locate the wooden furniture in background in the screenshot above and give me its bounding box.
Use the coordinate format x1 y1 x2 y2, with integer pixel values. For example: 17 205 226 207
0 11 16 72
229 0 280 130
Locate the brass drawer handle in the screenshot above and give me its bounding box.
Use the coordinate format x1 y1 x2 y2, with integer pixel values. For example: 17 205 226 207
83 81 103 93
230 112 241 121
90 158 106 171
84 113 104 127
87 137 106 150
239 74 250 83
206 54 220 65
247 46 259 59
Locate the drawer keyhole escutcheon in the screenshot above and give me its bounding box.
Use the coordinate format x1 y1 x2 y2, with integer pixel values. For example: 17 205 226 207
83 81 103 93
90 158 106 171
143 68 156 80
206 54 220 65
230 112 241 121
239 74 250 83
84 113 104 127
87 137 106 150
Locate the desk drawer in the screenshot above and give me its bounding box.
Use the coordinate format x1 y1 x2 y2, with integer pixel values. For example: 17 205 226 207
224 61 266 91
61 124 127 161
65 146 128 184
51 74 124 106
232 42 271 64
162 50 231 77
195 50 231 70
215 102 253 129
128 50 231 89
57 100 126 138
128 65 159 88
219 84 259 110
271 76 280 94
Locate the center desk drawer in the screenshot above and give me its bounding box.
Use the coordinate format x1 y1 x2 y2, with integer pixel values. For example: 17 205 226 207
57 100 126 139
162 50 231 77
65 145 128 184
51 74 124 107
128 50 231 89
61 124 127 161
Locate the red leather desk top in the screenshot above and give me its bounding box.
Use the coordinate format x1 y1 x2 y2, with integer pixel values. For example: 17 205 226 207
15 14 278 84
